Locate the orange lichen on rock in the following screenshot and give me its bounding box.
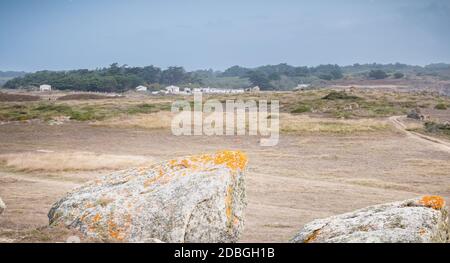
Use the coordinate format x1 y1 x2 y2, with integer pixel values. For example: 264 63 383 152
108 219 124 241
92 213 102 223
214 150 248 171
166 150 247 172
142 151 247 188
304 229 321 243
419 196 445 210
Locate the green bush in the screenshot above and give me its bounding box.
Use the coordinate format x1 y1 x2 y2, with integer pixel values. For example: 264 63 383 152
291 104 311 114
368 70 388 80
393 72 404 79
425 122 450 135
434 103 448 110
322 91 360 100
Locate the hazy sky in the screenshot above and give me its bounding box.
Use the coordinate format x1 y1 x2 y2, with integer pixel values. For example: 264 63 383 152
1 0 449 71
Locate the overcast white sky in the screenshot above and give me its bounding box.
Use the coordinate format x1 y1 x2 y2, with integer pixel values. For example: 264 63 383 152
1 0 449 71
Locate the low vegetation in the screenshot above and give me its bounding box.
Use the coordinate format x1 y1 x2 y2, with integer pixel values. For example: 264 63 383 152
322 91 360 100
434 103 448 110
0 101 171 122
277 89 445 119
424 122 450 137
57 93 120 101
0 92 40 102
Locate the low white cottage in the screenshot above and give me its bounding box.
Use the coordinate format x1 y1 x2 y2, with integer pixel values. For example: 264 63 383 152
165 85 180 94
135 85 148 92
39 84 52 92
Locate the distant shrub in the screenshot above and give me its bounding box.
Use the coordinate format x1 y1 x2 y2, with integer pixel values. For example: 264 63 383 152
368 70 388 80
424 121 450 135
434 103 448 110
322 91 360 100
291 104 311 114
393 72 404 79
318 74 333 81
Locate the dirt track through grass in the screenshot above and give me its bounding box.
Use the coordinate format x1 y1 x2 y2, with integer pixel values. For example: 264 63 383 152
389 116 450 153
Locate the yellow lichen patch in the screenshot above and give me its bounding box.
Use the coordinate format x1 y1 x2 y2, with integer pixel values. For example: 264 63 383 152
92 213 102 223
419 196 445 210
214 150 248 171
142 151 247 188
304 229 321 243
108 219 124 241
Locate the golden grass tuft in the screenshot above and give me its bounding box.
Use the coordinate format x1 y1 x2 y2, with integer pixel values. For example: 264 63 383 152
0 151 154 172
93 112 173 129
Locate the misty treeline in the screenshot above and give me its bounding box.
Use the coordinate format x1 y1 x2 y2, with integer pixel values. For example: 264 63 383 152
3 62 450 92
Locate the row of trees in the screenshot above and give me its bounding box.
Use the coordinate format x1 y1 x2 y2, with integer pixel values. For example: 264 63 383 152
4 63 450 92
221 64 344 89
4 64 200 92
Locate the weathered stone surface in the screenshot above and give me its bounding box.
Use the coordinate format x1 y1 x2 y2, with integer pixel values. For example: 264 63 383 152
291 196 449 243
0 197 5 215
48 150 247 243
407 108 423 120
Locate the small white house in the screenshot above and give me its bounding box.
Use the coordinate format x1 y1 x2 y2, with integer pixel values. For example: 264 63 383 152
135 85 148 92
39 84 52 92
293 84 310 91
245 86 260 93
165 85 180 94
251 86 260 92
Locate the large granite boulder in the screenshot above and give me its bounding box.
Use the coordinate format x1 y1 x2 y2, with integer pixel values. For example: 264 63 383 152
291 196 449 243
0 197 5 215
48 150 248 243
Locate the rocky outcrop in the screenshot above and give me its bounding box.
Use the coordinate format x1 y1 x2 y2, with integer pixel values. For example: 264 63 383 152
48 150 247 243
291 196 449 243
0 197 5 214
407 108 423 120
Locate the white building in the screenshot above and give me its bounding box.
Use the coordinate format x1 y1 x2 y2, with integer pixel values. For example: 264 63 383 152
135 85 148 92
249 86 260 92
39 84 52 92
293 84 310 91
165 85 180 94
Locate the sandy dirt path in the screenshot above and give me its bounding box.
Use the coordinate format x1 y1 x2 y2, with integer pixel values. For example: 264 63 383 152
389 116 450 153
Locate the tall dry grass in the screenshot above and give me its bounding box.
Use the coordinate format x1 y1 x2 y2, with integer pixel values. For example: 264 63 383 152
93 112 173 129
0 151 154 172
280 114 391 134
92 111 391 134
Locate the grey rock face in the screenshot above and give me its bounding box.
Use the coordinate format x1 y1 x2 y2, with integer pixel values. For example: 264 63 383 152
291 196 449 243
48 150 248 243
407 109 423 120
0 197 5 215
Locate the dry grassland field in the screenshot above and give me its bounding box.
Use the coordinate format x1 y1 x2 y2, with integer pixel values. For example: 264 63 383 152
0 87 450 243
